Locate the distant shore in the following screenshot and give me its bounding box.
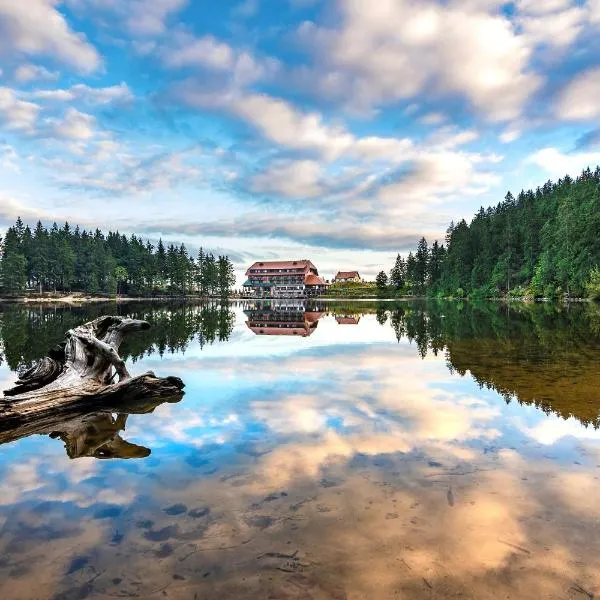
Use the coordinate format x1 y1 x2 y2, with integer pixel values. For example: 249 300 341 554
0 294 592 305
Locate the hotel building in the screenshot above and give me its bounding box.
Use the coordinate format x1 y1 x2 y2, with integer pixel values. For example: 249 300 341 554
242 260 328 298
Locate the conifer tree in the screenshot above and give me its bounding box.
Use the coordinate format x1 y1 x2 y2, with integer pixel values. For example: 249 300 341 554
390 254 406 289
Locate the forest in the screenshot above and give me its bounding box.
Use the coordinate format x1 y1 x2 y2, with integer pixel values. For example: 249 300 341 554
378 166 600 299
0 219 235 297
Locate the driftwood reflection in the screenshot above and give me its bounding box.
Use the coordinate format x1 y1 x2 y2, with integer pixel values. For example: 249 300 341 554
0 394 183 459
50 413 150 460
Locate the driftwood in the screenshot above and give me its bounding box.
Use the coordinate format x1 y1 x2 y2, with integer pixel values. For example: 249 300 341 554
0 315 185 432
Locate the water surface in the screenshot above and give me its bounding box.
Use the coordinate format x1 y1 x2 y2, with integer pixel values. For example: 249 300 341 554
1 300 600 599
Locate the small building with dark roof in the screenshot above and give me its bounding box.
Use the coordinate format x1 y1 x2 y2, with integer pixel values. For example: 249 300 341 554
334 271 361 283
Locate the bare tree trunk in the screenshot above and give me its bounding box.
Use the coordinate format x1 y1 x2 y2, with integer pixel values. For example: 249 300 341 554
1 315 184 431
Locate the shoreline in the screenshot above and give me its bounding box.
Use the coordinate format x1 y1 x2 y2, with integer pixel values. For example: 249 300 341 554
0 295 593 305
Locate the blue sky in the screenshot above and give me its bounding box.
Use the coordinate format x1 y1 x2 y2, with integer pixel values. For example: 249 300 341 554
1 0 600 281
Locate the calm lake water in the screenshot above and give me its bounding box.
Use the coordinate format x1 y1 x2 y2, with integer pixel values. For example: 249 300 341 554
1 300 600 599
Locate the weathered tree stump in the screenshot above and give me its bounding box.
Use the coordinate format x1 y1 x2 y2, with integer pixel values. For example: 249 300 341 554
0 316 185 431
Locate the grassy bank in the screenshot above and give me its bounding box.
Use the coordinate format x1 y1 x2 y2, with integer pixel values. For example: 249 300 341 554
323 282 415 300
323 282 380 298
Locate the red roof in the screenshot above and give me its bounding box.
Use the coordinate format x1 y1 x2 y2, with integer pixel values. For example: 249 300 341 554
335 271 360 279
246 260 316 275
304 311 325 323
246 324 316 337
336 316 361 325
304 274 327 286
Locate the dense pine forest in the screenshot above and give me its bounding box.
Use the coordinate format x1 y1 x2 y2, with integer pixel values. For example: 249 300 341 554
0 219 235 297
379 167 600 299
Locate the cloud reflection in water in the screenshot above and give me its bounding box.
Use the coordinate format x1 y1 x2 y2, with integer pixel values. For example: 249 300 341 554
0 303 599 599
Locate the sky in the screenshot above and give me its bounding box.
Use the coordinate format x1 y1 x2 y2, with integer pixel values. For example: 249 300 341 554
1 0 600 282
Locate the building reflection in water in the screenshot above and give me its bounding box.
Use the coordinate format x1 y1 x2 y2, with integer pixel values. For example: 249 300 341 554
244 301 326 337
335 314 361 325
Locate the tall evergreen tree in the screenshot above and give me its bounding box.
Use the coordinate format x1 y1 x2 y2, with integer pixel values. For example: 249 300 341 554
1 227 27 295
415 237 429 293
375 270 388 292
197 247 205 296
217 255 235 297
389 254 406 289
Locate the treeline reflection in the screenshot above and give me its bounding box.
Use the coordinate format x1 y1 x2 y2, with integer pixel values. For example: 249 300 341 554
0 301 235 372
1 300 599 428
377 301 600 428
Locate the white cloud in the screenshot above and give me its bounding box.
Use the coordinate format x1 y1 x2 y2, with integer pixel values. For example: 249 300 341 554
419 112 446 126
0 87 40 133
423 127 479 150
0 143 19 172
516 0 573 15
500 128 522 143
518 414 600 445
251 159 324 198
29 82 133 105
528 147 600 177
133 214 432 251
13 63 59 83
591 0 600 22
517 3 588 48
163 34 280 86
375 150 501 215
165 35 234 70
296 0 542 120
0 0 100 73
230 93 355 160
177 80 496 226
66 0 188 37
91 139 122 161
351 136 414 161
52 148 204 194
0 194 49 223
233 0 259 18
51 107 96 140
126 0 188 36
556 68 600 121
178 86 417 164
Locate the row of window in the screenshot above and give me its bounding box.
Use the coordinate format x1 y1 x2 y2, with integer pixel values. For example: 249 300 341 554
250 269 305 274
249 279 304 285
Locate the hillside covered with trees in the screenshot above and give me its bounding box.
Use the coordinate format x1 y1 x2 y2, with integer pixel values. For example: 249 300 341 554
0 219 235 298
378 167 600 299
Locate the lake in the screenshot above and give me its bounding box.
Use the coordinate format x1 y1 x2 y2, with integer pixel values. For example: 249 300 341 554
1 300 599 599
